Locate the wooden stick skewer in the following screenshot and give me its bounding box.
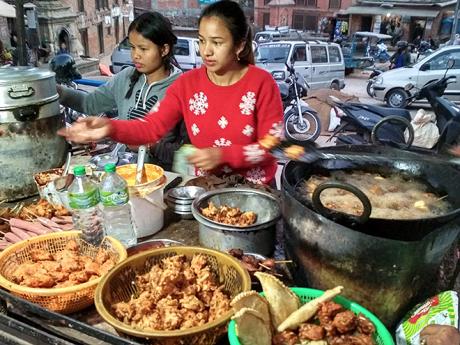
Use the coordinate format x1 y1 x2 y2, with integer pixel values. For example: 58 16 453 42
258 263 272 270
274 260 293 264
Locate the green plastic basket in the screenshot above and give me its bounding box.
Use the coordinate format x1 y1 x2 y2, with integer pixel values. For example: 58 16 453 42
228 287 395 345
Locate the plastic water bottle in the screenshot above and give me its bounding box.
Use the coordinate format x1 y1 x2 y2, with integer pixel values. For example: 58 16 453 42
68 165 104 245
100 163 137 247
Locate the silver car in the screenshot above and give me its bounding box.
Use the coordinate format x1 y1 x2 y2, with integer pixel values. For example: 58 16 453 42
110 36 202 73
372 45 460 108
255 40 345 90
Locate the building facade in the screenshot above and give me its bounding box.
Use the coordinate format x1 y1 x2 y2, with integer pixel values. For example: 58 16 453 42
341 0 457 43
253 0 353 36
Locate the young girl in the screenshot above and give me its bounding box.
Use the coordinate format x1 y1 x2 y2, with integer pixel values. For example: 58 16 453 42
58 0 283 185
57 12 188 170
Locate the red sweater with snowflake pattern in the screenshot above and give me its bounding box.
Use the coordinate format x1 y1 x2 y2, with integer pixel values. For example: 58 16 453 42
110 65 283 184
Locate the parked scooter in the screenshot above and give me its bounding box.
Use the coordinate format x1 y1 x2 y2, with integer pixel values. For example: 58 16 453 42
278 62 321 142
329 59 460 152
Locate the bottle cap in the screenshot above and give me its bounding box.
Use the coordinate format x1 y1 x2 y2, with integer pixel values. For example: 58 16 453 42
104 163 116 173
73 165 86 176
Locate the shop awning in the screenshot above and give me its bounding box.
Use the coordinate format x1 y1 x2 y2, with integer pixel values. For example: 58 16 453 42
0 0 15 18
343 5 440 18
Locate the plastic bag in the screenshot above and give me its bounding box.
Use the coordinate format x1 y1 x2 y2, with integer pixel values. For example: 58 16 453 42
396 291 459 345
328 106 342 131
172 144 197 176
405 109 440 149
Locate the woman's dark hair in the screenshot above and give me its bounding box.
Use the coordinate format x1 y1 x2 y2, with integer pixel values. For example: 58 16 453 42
199 0 254 65
125 12 177 99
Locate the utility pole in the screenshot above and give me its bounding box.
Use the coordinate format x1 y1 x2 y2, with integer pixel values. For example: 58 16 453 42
451 0 460 44
15 0 29 65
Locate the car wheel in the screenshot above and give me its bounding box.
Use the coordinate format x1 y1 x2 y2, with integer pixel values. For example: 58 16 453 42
386 89 408 108
330 81 340 90
366 81 374 97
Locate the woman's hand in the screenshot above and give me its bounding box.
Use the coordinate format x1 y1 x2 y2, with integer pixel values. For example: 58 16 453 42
450 145 460 156
187 148 222 170
57 117 112 143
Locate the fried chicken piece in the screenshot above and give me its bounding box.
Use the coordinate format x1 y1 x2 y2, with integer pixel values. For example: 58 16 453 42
228 248 244 259
22 270 55 288
298 323 326 341
209 287 231 321
333 310 357 334
317 301 344 326
64 239 80 252
330 334 375 345
95 248 111 265
80 256 101 276
180 295 205 312
357 314 376 336
68 270 91 284
157 296 182 330
272 331 299 345
29 248 54 262
180 310 209 329
58 256 82 273
99 258 116 275
12 262 39 283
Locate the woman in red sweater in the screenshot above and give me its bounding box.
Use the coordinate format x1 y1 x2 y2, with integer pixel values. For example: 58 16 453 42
58 0 283 184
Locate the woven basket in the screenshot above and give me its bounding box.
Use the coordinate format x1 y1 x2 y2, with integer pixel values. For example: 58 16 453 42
228 287 395 345
95 246 252 345
0 231 127 314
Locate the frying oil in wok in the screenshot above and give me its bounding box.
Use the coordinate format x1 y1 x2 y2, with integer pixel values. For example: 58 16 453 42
300 171 452 219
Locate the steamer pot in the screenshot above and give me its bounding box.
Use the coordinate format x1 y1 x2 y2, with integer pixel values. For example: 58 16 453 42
0 66 67 201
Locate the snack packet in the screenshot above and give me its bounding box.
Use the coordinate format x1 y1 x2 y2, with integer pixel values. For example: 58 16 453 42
172 144 197 176
396 291 459 345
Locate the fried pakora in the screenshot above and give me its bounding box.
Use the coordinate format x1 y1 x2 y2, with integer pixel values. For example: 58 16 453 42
201 202 257 227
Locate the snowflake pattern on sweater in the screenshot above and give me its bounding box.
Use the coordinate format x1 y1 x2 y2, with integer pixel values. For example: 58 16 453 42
110 65 283 184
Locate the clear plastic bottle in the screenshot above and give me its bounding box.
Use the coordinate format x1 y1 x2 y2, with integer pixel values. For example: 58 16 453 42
99 163 137 247
68 165 104 245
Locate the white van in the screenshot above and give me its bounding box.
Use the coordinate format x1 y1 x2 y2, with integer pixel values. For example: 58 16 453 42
255 40 345 90
110 36 202 73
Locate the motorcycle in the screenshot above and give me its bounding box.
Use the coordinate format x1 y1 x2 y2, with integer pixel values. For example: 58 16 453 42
329 58 460 153
278 62 321 142
367 41 390 63
366 66 384 97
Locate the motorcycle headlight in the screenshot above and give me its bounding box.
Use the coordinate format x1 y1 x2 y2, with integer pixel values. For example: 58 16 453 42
374 76 383 85
272 71 285 81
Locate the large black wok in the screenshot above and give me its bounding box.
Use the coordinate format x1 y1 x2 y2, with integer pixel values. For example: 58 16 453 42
281 144 460 327
283 145 460 241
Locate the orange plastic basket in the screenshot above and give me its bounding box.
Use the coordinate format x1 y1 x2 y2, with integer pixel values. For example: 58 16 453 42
0 231 127 314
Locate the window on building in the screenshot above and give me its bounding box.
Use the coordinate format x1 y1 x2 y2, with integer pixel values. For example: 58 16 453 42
264 0 270 4
114 17 120 43
328 46 341 62
107 26 111 36
80 29 89 56
263 13 270 28
95 0 100 10
98 23 104 54
292 13 317 31
77 0 84 12
329 0 340 8
295 0 316 6
311 46 328 63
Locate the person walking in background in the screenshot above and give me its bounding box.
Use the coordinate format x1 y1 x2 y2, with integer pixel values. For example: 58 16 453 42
57 12 188 171
58 0 283 185
57 42 69 55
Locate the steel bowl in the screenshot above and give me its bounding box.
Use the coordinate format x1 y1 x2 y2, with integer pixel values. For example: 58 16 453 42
127 239 184 256
167 186 206 200
192 188 281 256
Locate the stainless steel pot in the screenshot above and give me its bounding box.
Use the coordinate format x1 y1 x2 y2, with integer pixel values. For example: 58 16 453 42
192 188 281 256
0 66 67 201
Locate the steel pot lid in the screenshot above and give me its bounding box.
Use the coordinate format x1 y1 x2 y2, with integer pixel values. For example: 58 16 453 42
0 66 58 112
0 66 55 84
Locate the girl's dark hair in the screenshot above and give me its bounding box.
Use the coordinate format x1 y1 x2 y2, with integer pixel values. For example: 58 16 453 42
125 12 177 99
199 0 254 65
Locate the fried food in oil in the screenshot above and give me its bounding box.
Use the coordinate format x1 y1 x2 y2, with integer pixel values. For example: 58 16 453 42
201 202 257 227
11 240 115 288
112 254 231 331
